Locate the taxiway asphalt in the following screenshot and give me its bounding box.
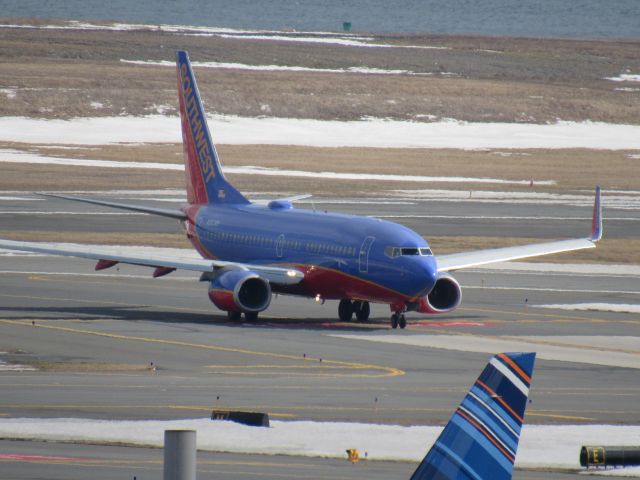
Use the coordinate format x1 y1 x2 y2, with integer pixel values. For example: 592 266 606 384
0 195 638 479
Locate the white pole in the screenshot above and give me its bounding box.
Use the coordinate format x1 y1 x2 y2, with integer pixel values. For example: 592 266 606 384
164 429 196 480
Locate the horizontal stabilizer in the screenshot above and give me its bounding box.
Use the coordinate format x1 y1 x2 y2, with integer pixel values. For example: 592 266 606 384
37 193 186 220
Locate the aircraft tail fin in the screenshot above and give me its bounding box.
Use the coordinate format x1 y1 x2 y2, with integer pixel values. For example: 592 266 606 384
410 352 536 480
176 50 249 205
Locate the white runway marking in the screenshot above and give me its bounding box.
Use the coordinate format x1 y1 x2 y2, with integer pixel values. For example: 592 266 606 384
387 189 640 209
0 270 196 281
472 261 640 277
534 303 640 314
378 214 639 221
464 285 640 296
331 334 640 369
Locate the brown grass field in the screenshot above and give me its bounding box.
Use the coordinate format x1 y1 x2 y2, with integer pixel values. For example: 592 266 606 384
2 142 639 193
0 21 638 123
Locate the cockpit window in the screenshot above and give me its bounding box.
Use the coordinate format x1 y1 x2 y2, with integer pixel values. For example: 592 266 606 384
385 246 433 258
384 246 400 258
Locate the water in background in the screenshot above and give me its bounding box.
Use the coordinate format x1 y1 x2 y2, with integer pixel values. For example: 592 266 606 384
2 0 639 38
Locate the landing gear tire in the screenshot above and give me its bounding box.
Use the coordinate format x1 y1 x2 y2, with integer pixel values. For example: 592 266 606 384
244 311 259 322
338 299 353 322
227 311 242 322
391 312 406 329
354 301 370 322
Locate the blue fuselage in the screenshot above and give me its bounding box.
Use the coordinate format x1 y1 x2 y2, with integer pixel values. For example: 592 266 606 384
185 203 438 305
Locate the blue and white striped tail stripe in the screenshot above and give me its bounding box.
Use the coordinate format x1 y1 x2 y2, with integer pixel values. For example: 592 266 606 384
410 352 536 480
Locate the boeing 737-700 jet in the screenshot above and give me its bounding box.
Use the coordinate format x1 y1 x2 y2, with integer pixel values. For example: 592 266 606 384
0 51 603 328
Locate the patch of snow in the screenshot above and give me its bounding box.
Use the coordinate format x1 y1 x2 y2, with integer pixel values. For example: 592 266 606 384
213 33 448 50
0 150 552 186
0 360 37 372
90 101 104 109
121 59 426 76
225 166 549 185
3 21 447 50
0 149 183 170
606 74 640 82
0 196 41 201
534 303 640 314
0 88 17 99
491 151 532 157
615 87 640 92
0 417 638 475
146 104 173 114
1 116 639 150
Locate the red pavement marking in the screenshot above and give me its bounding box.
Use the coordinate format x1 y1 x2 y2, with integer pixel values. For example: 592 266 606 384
412 321 493 327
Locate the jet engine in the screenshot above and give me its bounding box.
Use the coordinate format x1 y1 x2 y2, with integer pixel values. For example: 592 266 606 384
208 269 271 313
417 273 462 314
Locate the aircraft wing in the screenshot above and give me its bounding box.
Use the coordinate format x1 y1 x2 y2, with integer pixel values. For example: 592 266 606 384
0 239 303 285
436 186 602 272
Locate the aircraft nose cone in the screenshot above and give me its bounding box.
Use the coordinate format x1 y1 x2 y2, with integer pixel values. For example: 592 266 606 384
419 256 438 296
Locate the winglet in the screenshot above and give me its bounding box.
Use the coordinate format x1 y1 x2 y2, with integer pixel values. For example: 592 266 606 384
410 352 536 480
590 185 603 242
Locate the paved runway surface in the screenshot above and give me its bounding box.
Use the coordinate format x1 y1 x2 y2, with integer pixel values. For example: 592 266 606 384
1 193 638 479
1 191 638 239
0 440 589 480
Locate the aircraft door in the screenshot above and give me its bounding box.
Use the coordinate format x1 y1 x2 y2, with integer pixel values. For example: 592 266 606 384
359 236 375 273
276 234 285 258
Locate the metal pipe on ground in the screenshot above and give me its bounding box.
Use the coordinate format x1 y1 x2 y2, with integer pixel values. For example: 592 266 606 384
164 430 196 480
581 446 640 468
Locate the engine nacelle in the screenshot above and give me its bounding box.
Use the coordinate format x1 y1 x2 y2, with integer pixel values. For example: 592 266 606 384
417 273 462 314
208 269 271 313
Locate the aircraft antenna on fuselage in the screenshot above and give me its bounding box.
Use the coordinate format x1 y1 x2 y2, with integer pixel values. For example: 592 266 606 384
175 50 250 206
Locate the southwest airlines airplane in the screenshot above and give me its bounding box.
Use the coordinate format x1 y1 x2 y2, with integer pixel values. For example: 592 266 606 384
0 51 602 329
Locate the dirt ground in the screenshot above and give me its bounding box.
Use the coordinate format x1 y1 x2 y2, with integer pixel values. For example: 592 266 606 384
1 142 638 193
0 20 639 123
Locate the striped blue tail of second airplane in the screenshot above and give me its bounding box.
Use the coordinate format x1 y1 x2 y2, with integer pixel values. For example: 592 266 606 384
176 50 249 206
410 352 536 480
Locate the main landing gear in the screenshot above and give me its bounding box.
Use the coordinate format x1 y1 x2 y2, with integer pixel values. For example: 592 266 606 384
338 299 370 322
391 311 407 329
